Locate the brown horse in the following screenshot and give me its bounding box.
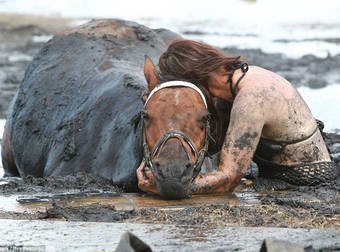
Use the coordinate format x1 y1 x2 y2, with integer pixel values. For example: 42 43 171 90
1 19 228 200
141 57 229 199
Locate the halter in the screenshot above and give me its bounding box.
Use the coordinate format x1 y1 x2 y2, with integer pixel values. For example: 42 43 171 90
229 62 249 99
142 81 211 180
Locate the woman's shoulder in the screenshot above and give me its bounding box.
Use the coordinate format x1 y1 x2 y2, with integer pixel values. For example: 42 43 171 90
235 65 303 120
243 66 296 95
247 65 285 81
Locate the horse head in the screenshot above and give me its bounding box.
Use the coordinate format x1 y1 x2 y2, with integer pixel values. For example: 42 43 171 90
142 56 229 199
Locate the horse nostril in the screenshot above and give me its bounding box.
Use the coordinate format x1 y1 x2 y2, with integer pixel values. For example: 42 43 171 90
181 162 194 183
153 161 165 179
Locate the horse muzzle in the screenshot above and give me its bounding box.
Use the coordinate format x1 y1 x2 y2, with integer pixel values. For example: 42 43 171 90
151 141 195 199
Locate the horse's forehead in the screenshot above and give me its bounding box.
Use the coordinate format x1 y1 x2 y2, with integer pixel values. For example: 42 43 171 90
148 88 206 108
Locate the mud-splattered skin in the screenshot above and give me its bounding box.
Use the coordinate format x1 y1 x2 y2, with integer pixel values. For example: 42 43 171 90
191 65 331 194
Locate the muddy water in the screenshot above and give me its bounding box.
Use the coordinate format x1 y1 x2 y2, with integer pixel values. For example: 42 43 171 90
0 191 260 214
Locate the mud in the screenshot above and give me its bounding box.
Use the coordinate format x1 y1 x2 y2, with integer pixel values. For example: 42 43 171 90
0 170 339 231
0 175 339 251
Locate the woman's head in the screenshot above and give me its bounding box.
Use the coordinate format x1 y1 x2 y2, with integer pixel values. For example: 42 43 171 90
158 39 243 89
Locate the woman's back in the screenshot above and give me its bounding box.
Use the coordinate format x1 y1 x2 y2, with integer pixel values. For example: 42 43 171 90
236 66 317 142
236 66 331 166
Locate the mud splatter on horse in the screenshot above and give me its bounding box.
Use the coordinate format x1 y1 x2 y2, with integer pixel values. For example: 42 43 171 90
1 19 229 198
1 19 180 191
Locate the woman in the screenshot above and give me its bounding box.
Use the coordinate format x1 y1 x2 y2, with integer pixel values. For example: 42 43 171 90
137 39 336 194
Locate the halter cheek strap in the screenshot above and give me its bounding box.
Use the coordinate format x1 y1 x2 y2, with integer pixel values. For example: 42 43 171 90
229 62 249 99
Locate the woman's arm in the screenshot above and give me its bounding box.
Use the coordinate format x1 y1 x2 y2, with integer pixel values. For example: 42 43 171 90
191 92 265 194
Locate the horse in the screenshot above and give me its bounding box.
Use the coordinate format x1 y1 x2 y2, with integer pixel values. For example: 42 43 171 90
1 19 229 199
141 57 230 198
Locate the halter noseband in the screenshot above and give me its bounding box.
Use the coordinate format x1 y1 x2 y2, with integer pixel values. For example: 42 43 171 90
142 81 210 180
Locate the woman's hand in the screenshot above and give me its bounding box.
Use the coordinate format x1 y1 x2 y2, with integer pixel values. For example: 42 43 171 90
136 161 158 194
190 171 230 194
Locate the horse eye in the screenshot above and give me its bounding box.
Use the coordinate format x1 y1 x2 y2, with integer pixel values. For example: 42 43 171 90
141 110 150 121
198 113 210 130
200 114 211 123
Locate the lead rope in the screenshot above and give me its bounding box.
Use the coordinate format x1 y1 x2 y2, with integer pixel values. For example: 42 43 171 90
229 62 249 99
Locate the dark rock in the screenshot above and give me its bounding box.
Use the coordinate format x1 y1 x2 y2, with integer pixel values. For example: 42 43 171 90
260 239 304 252
307 77 328 89
4 73 21 84
331 153 340 167
116 232 152 252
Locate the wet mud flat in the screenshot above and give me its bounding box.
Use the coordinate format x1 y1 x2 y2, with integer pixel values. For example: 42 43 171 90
0 173 339 228
0 171 339 251
0 13 74 118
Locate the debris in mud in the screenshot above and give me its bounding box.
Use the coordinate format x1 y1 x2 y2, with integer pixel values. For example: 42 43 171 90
0 172 121 195
38 202 137 222
131 196 339 229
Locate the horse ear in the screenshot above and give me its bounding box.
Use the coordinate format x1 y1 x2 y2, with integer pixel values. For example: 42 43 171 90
144 55 160 92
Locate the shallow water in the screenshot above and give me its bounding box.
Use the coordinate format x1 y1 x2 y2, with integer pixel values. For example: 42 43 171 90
297 85 340 131
1 0 340 58
0 191 260 214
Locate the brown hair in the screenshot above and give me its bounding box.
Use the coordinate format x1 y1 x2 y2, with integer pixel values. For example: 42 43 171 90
158 39 244 88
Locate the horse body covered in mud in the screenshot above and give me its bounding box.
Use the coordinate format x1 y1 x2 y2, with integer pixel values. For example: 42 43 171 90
1 19 181 191
2 19 228 196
